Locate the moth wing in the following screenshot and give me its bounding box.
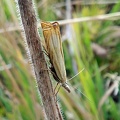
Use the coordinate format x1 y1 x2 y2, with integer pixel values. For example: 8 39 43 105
41 21 53 54
53 22 64 58
41 21 67 83
50 23 67 83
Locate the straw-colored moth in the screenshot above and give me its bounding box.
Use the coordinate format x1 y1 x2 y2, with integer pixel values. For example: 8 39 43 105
41 21 71 92
41 21 85 93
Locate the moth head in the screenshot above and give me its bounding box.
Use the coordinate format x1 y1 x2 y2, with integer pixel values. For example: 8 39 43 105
62 83 71 93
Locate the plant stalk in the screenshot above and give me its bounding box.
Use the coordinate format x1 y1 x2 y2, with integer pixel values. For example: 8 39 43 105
17 0 62 119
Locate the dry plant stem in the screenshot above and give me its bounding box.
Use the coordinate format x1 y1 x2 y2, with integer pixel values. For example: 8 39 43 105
1 12 120 33
17 0 62 120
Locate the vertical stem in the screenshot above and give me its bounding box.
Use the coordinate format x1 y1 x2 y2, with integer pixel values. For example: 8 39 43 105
66 0 78 73
17 0 62 119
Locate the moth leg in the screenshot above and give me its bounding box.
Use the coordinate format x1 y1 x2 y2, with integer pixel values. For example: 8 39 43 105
55 84 61 95
42 49 49 56
53 83 59 94
41 66 57 77
41 68 56 77
53 83 59 102
40 37 48 56
40 38 47 51
54 84 62 102
41 42 49 56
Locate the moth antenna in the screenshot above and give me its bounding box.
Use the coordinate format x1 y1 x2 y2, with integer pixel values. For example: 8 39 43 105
67 83 93 103
76 89 93 103
67 68 85 82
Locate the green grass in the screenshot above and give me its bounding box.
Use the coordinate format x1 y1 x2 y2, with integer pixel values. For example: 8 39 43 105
0 0 120 120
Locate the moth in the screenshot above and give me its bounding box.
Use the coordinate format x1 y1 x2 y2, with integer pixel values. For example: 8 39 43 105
41 21 71 93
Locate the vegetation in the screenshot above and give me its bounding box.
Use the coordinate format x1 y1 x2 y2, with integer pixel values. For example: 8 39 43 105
0 0 120 120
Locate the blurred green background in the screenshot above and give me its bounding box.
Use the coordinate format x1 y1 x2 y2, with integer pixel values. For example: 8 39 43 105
0 0 120 120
